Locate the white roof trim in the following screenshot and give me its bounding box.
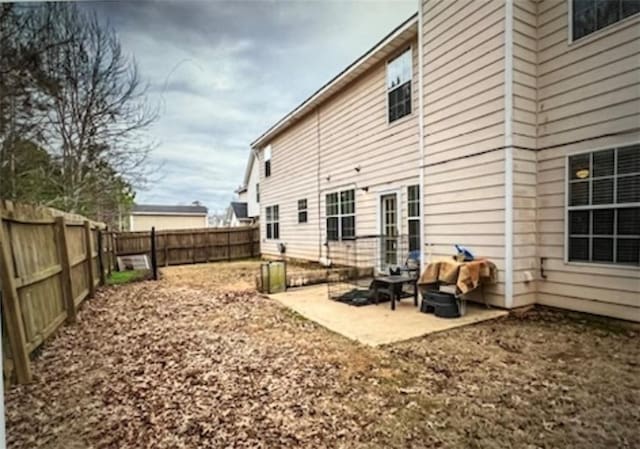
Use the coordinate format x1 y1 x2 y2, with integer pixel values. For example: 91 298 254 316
250 13 418 149
131 212 208 217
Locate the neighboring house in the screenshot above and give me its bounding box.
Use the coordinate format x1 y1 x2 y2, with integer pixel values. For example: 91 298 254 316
208 213 228 228
225 201 254 227
235 150 261 219
251 1 640 321
129 204 208 231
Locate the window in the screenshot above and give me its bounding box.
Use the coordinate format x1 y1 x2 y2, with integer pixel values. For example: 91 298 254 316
266 205 279 239
264 146 271 177
567 145 640 265
256 183 259 203
298 199 308 223
386 48 412 123
408 185 420 252
326 189 355 241
572 0 640 41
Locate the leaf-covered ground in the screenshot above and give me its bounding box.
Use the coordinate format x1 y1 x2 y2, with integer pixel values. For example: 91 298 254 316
6 262 639 448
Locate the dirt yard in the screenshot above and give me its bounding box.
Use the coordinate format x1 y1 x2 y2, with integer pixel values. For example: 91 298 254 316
5 261 639 449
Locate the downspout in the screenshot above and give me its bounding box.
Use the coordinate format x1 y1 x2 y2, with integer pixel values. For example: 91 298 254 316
316 108 322 262
504 0 514 308
417 0 426 275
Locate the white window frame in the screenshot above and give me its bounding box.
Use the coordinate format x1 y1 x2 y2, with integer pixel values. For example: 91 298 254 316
326 189 355 241
297 198 308 224
407 185 421 252
385 46 413 125
564 144 640 268
265 204 279 240
568 0 640 45
264 145 272 178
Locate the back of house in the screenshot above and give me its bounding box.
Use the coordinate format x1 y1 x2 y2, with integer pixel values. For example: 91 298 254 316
249 0 640 322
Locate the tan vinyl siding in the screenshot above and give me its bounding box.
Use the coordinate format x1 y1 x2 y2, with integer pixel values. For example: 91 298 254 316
535 0 640 321
422 0 507 306
511 0 539 307
537 1 640 148
259 112 320 261
130 214 208 231
259 37 419 263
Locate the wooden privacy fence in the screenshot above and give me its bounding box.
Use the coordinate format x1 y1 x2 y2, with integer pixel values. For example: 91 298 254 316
0 201 114 384
115 226 260 267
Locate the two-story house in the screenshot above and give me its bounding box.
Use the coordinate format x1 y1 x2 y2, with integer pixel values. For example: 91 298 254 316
250 0 640 322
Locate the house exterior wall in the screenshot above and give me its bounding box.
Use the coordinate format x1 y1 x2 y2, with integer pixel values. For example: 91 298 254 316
254 1 639 321
130 214 208 231
421 0 508 306
246 157 260 218
534 0 640 321
259 36 419 263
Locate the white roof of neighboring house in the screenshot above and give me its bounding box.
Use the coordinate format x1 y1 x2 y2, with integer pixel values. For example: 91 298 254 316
131 204 208 216
251 12 418 149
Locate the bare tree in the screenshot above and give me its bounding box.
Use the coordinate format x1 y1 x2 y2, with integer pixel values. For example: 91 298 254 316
40 3 158 214
0 3 66 199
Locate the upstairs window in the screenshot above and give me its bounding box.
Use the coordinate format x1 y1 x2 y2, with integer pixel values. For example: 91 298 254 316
326 189 355 241
567 145 640 265
298 199 308 223
264 146 272 177
408 185 420 252
266 205 279 239
572 0 640 41
387 48 412 123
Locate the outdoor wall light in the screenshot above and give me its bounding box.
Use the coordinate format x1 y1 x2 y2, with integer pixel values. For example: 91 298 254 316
575 169 589 179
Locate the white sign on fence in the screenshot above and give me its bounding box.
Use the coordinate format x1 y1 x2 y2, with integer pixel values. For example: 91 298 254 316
116 254 150 271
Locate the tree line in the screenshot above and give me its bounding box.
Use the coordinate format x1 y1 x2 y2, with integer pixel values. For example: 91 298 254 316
0 3 157 227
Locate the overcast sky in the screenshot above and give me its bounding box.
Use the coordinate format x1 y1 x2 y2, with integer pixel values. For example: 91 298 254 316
86 0 416 214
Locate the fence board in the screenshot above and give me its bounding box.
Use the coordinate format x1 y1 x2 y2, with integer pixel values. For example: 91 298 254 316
1 201 106 384
115 226 260 266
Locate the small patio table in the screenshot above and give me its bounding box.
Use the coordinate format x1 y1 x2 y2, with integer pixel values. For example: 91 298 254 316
373 275 418 311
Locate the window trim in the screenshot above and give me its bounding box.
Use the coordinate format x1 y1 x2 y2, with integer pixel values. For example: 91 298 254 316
568 0 640 45
385 46 413 126
265 204 279 240
407 184 421 252
264 145 272 178
326 188 356 241
564 144 640 269
297 198 308 224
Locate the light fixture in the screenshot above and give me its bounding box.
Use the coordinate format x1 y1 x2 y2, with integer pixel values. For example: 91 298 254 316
576 169 589 179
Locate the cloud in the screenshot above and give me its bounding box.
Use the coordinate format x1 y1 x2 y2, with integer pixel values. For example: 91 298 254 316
85 0 416 211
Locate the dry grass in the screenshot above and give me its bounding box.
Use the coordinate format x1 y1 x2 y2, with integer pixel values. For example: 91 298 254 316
5 262 639 448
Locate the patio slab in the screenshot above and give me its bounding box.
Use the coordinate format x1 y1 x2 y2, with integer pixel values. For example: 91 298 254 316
269 284 509 346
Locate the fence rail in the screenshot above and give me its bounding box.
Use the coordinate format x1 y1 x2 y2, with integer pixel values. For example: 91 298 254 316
114 226 260 266
0 200 113 384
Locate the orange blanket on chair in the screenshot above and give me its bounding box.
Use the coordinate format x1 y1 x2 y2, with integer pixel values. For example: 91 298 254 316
418 258 497 294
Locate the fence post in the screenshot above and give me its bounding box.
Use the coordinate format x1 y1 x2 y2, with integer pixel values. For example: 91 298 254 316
206 229 211 263
150 227 158 280
227 230 231 261
55 217 76 324
0 220 32 383
84 221 96 298
97 228 106 285
112 233 118 271
164 235 169 267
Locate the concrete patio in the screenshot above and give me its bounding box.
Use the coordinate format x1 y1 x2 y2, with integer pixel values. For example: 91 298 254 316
269 284 508 346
